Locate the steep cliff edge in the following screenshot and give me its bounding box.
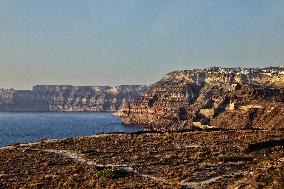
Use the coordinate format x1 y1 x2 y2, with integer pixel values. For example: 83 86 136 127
0 85 147 112
119 67 284 131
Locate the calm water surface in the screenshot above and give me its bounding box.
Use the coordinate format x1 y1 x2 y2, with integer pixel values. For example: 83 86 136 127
0 112 143 147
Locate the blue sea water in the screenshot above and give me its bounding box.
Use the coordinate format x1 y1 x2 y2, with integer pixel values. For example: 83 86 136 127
0 112 143 147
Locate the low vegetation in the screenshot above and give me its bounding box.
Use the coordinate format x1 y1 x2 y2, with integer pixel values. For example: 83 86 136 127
215 153 253 162
0 130 283 188
95 167 120 179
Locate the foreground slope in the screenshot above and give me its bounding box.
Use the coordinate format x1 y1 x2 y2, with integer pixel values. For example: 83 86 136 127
0 130 283 188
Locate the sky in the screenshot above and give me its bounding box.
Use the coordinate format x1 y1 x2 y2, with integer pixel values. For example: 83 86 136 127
0 0 284 89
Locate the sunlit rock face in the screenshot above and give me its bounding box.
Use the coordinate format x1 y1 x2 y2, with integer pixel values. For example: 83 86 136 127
0 85 148 112
119 67 284 131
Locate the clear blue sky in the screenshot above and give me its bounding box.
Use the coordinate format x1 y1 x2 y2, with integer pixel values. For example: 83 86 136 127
0 0 283 89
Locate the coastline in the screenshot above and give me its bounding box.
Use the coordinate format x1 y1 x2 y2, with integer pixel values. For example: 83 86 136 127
0 112 144 147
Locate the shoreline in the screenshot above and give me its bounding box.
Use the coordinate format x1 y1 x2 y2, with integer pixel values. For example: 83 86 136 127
0 112 145 148
1 128 281 149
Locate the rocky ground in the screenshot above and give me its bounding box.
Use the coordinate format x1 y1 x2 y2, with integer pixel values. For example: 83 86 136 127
0 130 283 189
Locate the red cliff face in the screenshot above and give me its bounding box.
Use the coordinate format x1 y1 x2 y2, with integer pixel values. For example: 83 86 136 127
119 68 284 131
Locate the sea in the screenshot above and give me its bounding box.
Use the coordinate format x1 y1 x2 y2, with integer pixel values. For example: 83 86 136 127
0 112 144 147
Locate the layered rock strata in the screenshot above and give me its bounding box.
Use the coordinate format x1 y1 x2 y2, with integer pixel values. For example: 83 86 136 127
119 67 284 131
0 85 147 112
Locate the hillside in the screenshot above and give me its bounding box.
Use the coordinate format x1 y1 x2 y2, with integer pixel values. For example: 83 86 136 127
0 130 283 188
119 67 284 131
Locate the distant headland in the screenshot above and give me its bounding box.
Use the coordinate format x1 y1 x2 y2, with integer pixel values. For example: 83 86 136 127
0 85 148 112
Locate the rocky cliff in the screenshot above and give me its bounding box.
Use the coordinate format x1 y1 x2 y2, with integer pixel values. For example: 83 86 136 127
119 67 284 131
0 85 147 112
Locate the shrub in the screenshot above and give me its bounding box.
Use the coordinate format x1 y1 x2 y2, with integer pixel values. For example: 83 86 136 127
96 167 119 179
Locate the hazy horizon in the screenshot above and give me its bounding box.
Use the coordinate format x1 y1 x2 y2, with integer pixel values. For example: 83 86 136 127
1 0 284 89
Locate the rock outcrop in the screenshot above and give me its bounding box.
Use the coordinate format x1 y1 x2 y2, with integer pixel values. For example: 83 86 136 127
0 85 147 112
119 67 284 131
